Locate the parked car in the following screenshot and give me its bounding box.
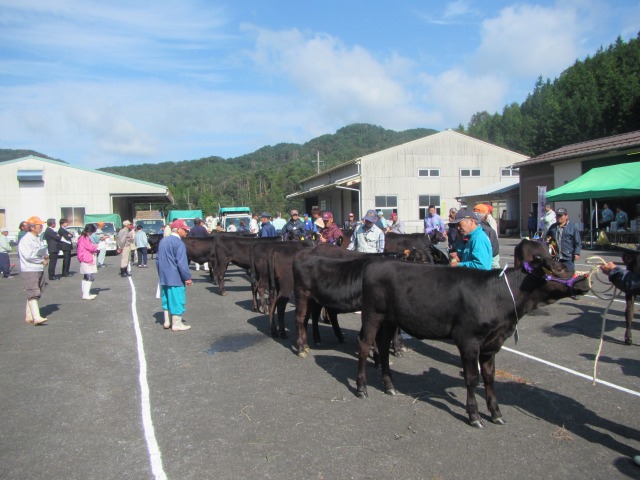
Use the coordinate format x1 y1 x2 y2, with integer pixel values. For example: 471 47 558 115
57 225 82 257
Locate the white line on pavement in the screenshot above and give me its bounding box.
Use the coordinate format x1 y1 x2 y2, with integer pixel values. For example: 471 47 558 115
128 277 168 480
502 346 640 398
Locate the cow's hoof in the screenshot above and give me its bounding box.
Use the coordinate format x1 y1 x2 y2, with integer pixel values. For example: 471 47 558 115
384 388 397 396
220 291 228 296
279 331 288 339
625 337 632 345
356 390 368 399
492 416 506 425
304 345 311 353
470 419 485 429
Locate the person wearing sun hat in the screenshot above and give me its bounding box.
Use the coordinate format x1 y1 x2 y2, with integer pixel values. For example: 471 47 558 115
347 209 385 253
157 219 193 331
18 216 50 325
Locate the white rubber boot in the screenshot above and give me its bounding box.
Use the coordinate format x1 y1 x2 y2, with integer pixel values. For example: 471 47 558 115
82 280 97 300
203 262 209 271
163 310 171 329
25 301 34 324
171 315 191 331
28 299 48 325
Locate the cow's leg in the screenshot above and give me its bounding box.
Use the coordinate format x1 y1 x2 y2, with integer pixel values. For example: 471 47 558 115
625 293 635 345
251 282 259 312
391 326 407 357
208 259 217 284
311 303 323 345
479 353 505 425
321 307 331 324
217 262 228 295
459 346 483 428
328 309 345 343
377 322 397 395
295 295 311 357
356 323 378 399
276 297 287 339
267 295 279 338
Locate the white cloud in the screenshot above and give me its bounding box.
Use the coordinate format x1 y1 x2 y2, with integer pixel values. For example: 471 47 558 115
474 4 583 79
421 68 509 125
246 26 429 129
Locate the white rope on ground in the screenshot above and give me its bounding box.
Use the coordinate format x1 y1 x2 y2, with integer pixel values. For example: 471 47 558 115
128 276 168 480
584 256 621 386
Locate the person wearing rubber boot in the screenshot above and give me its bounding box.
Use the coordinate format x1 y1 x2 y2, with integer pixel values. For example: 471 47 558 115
156 219 193 331
117 220 133 277
18 216 50 325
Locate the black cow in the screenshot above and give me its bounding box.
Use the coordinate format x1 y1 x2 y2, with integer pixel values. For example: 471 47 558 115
147 233 164 257
513 238 554 267
213 235 281 295
385 232 448 265
292 246 399 357
249 235 317 316
182 236 217 282
356 255 590 428
261 239 321 338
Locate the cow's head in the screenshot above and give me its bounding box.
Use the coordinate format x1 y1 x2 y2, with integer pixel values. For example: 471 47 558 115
403 247 433 263
522 255 590 302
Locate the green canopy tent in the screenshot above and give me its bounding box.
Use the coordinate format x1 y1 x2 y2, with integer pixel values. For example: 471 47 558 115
546 161 640 244
546 161 640 201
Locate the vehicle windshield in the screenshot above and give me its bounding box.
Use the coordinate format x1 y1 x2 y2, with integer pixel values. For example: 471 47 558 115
223 215 252 230
87 223 116 234
136 219 164 234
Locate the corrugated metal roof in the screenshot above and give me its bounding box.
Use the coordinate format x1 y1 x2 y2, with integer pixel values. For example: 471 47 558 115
459 178 519 199
514 130 640 167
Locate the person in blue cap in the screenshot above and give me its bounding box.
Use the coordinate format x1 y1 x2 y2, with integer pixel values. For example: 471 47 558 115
260 212 276 237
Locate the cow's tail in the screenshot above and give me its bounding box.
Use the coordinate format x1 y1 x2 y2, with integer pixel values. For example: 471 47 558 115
249 246 257 286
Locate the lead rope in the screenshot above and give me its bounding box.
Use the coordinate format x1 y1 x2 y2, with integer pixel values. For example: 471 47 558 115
499 263 519 344
584 256 621 385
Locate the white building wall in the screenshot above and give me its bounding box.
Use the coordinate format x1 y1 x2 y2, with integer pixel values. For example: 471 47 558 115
359 131 528 233
0 157 168 236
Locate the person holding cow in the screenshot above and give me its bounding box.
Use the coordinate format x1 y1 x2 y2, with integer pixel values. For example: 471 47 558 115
546 207 581 273
448 209 492 270
318 211 343 245
424 205 445 237
600 244 640 467
157 219 193 331
348 209 385 253
260 212 277 238
282 209 306 240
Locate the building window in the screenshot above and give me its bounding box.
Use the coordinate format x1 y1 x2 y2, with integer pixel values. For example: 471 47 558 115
418 195 441 219
375 195 397 219
418 168 440 177
460 168 481 177
501 167 519 177
61 207 86 226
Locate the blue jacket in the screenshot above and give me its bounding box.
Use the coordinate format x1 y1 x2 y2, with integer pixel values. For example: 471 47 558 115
260 222 277 237
156 234 191 286
457 225 492 270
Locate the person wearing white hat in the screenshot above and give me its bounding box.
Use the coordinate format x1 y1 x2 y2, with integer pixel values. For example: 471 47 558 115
18 216 49 324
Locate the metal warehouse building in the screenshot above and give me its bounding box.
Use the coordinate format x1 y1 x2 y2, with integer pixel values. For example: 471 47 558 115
0 155 172 238
287 129 528 233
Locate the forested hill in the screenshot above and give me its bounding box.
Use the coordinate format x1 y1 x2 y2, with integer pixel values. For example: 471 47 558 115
465 34 640 156
100 124 437 215
0 149 60 162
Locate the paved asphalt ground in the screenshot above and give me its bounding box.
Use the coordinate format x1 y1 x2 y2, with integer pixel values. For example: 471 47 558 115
1 239 639 480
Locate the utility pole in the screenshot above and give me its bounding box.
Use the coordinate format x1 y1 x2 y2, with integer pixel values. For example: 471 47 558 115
314 150 324 173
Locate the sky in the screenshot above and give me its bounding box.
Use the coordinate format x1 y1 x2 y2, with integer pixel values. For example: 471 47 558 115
0 1 638 169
